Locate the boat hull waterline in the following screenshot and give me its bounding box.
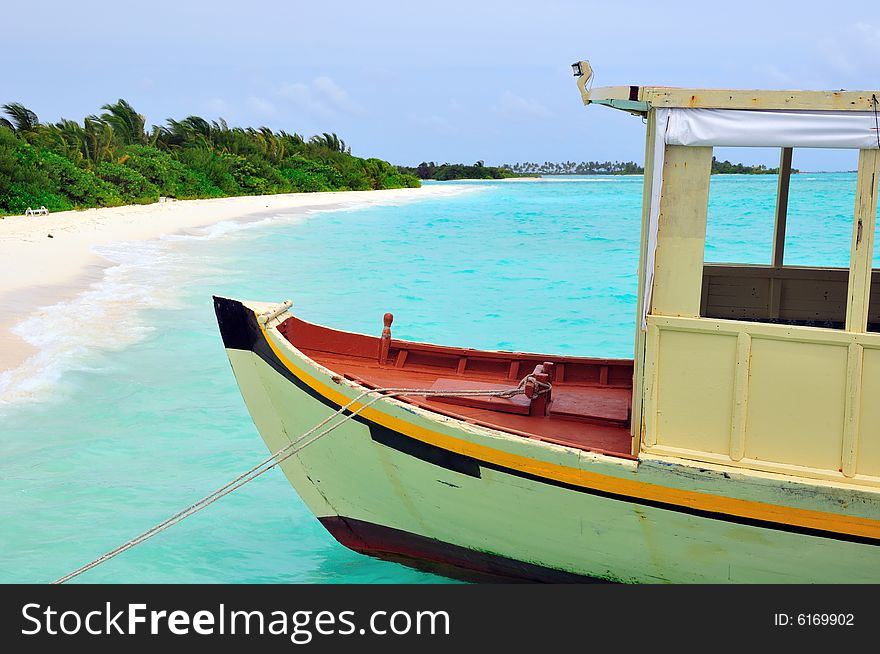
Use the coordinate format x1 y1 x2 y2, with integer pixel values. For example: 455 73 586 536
214 296 880 583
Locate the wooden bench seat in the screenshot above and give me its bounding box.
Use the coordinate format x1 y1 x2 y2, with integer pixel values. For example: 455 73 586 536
426 378 532 415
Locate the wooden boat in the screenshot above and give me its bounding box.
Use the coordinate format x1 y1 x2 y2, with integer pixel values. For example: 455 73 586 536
214 63 880 582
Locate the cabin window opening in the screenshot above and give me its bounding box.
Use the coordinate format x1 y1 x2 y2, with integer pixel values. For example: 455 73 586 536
701 148 859 330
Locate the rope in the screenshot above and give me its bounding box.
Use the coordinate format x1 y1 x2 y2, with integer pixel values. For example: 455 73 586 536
52 375 550 584
873 94 880 150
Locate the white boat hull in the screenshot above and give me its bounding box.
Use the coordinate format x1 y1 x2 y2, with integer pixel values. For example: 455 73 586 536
216 297 880 583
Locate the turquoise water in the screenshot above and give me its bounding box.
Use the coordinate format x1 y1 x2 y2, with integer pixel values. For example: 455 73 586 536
0 174 865 583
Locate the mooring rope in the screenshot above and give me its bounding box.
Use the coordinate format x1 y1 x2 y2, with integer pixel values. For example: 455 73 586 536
871 93 880 150
53 375 550 584
873 94 880 150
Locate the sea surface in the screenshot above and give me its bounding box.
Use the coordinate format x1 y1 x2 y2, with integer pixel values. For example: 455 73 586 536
0 173 866 583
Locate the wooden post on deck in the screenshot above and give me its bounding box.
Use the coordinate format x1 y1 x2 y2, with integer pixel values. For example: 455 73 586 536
378 313 393 365
649 145 714 317
769 147 793 319
630 110 658 456
841 149 880 478
845 149 880 332
772 147 793 267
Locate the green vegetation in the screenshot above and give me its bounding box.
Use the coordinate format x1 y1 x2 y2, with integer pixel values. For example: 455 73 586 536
503 161 644 175
397 161 525 181
0 100 419 216
710 156 798 174
502 158 798 176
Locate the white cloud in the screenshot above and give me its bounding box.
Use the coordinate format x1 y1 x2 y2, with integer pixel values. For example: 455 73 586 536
313 76 362 114
753 64 796 87
497 91 552 120
246 96 277 117
277 76 363 118
414 114 457 134
854 22 880 44
204 97 227 115
817 22 880 80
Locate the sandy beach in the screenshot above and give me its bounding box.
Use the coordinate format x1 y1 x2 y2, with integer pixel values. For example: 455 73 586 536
0 186 465 376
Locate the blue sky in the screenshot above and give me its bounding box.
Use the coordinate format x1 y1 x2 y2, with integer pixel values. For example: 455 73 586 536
7 0 879 170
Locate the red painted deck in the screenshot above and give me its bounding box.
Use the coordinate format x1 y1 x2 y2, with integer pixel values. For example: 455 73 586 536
278 316 635 458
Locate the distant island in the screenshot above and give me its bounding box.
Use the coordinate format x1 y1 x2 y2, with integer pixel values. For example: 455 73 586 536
1 100 420 216
400 158 796 182
502 161 643 175
500 158 799 176
710 157 799 175
397 161 524 181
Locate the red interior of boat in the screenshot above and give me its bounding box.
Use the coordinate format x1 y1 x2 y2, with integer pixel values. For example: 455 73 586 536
278 315 635 459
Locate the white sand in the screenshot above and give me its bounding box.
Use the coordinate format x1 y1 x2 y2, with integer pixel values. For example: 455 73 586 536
0 186 467 374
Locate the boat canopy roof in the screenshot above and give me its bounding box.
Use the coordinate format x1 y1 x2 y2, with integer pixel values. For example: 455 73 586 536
572 61 880 114
585 85 880 113
570 61 880 332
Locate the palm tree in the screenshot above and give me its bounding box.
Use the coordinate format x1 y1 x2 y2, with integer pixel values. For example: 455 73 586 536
254 127 287 163
100 99 147 145
278 130 304 145
45 116 116 169
181 116 212 139
159 115 212 150
309 132 349 154
2 102 39 132
48 119 87 165
84 117 116 167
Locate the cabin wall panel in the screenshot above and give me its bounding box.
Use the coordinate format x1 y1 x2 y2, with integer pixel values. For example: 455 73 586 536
703 275 771 320
782 279 848 301
741 338 848 471
643 316 880 486
655 329 736 454
651 145 713 318
856 348 880 478
706 306 769 320
702 265 859 325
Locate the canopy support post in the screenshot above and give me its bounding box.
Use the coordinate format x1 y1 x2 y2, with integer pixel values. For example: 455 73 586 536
630 110 657 456
841 149 880 477
845 149 880 332
769 147 793 319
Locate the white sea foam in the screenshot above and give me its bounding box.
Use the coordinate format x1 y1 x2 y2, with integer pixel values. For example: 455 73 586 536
162 215 295 242
0 186 480 409
0 218 279 408
0 240 188 407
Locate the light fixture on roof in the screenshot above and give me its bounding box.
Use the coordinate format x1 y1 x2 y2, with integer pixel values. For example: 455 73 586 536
572 60 593 105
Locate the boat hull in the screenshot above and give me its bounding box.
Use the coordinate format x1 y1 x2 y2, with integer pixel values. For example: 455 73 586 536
216 297 880 583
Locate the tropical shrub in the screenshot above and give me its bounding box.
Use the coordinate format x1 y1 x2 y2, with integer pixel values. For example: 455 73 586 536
121 145 221 199
279 155 342 192
95 161 159 203
34 150 122 207
0 100 419 215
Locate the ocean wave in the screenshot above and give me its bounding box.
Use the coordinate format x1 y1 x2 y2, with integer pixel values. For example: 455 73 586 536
0 240 187 408
1 188 475 409
162 215 293 241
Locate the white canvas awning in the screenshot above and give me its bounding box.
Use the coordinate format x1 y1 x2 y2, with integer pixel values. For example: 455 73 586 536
642 107 880 328
665 108 880 149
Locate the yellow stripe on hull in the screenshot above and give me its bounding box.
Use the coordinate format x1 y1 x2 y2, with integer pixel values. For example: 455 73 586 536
258 316 880 543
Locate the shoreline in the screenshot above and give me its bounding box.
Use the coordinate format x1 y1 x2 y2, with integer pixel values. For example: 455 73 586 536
429 176 640 182
0 186 467 377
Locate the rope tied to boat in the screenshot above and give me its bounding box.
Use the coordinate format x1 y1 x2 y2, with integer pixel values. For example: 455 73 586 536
52 373 550 584
873 94 880 150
